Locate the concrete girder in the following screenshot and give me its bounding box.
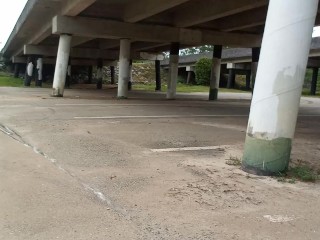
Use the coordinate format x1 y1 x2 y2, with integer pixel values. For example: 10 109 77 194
24 45 140 59
71 37 95 47
213 7 267 32
132 42 169 52
52 15 262 47
123 0 190 23
63 0 97 16
173 0 268 27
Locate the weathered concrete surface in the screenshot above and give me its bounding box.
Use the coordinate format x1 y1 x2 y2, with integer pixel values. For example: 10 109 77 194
0 87 320 239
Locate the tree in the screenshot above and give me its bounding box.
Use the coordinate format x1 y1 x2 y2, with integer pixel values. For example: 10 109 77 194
195 58 212 85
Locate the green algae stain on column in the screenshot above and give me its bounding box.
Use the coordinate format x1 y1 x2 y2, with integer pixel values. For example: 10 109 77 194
242 135 292 175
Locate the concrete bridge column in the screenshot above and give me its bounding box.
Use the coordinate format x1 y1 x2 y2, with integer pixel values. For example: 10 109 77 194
242 0 318 175
227 68 235 89
14 63 20 78
35 57 43 87
117 38 131 98
167 42 180 100
155 60 161 91
97 59 103 89
310 67 318 95
251 47 261 91
52 34 72 97
110 66 115 84
209 45 222 100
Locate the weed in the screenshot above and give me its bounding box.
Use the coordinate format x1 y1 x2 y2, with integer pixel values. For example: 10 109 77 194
225 156 242 166
288 165 319 182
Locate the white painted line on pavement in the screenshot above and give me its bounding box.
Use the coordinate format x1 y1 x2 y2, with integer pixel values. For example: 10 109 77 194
74 115 248 119
150 145 229 153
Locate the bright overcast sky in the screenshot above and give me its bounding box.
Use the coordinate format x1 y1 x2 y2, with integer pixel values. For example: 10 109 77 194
0 0 28 50
1 0 320 51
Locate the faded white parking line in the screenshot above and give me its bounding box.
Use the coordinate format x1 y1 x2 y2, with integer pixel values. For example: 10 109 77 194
74 114 248 119
150 145 229 153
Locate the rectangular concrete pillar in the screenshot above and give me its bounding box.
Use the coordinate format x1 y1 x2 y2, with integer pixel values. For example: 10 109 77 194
227 68 235 89
310 67 318 95
117 39 131 98
52 34 72 97
97 59 103 89
110 66 115 84
245 70 251 90
167 42 180 100
251 47 261 91
155 60 161 91
242 0 318 175
209 45 222 100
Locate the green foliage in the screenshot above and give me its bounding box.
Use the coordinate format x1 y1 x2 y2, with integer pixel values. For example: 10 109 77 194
0 74 23 87
195 58 212 85
180 45 213 56
288 165 319 182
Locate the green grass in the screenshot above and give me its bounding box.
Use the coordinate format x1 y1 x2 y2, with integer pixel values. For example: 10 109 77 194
288 165 319 182
0 74 24 87
0 73 51 88
133 83 248 93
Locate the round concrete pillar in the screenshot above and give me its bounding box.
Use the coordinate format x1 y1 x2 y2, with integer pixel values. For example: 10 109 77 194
117 39 131 98
52 34 72 97
242 0 319 175
209 45 222 100
167 42 180 100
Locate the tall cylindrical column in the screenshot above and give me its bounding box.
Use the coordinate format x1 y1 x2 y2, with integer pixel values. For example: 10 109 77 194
52 34 72 97
227 68 235 89
155 60 161 91
167 42 180 100
251 47 260 91
310 67 318 95
35 57 43 87
209 45 222 100
242 0 319 175
117 39 131 98
97 59 103 89
110 66 115 84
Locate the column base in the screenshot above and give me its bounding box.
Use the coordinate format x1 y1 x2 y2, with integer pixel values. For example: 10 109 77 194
51 88 64 97
209 88 218 101
242 135 291 176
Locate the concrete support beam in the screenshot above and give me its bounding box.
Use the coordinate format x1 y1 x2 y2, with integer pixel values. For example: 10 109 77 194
174 0 267 27
71 37 94 47
24 44 140 60
52 15 262 47
227 68 235 89
52 34 72 97
167 42 180 100
214 7 267 32
155 60 161 91
123 0 190 23
117 39 131 98
63 0 96 16
311 67 318 95
209 45 222 100
242 0 318 175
